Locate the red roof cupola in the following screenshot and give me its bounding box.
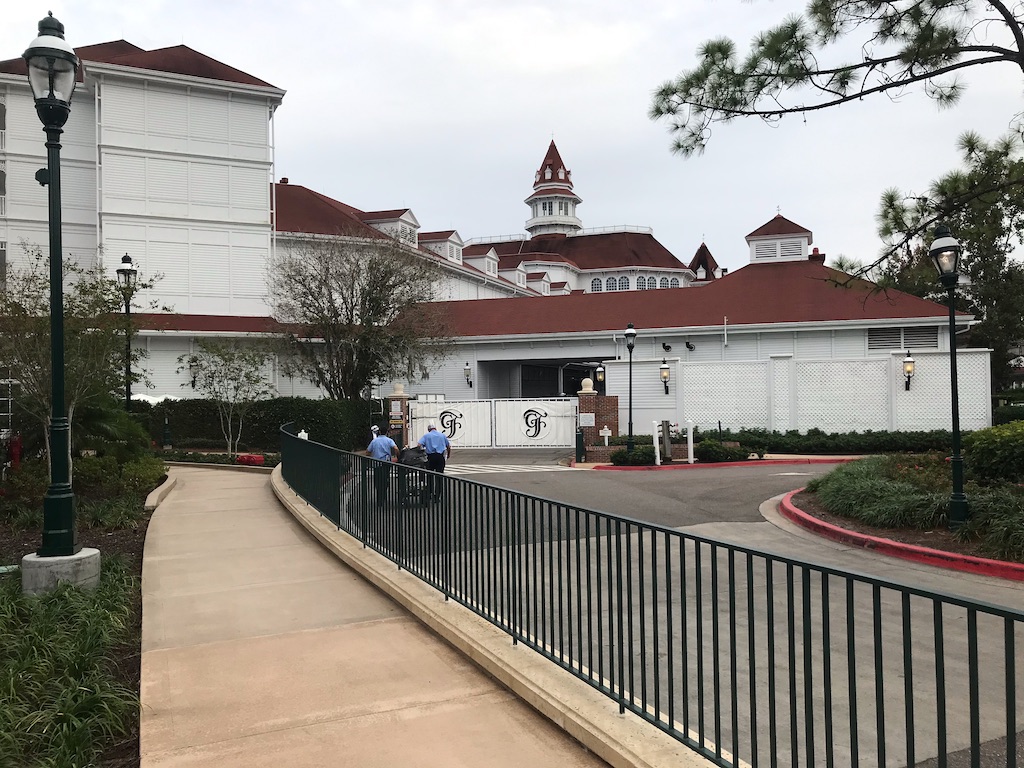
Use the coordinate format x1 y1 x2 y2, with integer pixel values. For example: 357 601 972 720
745 213 813 264
525 141 583 237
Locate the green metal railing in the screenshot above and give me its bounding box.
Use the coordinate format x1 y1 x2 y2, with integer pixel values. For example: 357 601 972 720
281 424 1023 768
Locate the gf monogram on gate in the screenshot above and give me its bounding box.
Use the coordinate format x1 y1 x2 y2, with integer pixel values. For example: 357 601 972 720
522 408 548 439
439 409 462 439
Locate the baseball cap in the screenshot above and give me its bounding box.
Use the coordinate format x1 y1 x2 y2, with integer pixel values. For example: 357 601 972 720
427 422 436 430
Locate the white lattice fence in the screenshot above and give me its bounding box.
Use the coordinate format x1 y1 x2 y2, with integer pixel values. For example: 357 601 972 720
771 358 792 430
794 359 889 432
895 350 991 431
681 361 768 431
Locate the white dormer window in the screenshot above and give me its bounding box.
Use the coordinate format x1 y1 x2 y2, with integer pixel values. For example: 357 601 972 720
558 168 565 179
696 267 706 280
517 271 526 286
545 168 552 179
486 260 497 275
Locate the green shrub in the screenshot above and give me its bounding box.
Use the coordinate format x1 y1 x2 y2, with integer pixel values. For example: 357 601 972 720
119 457 168 498
963 421 1024 483
73 455 120 498
993 405 1024 425
694 439 751 463
609 445 657 465
158 450 280 468
146 397 372 452
608 434 654 446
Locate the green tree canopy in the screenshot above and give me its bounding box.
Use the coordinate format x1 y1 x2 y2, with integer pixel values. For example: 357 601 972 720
0 244 158 470
651 1 1024 157
876 131 1024 388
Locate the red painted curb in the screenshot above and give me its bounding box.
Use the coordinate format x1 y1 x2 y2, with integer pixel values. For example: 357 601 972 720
594 458 855 471
780 490 1024 583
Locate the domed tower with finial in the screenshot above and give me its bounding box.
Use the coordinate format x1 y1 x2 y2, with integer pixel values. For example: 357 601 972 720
524 141 582 236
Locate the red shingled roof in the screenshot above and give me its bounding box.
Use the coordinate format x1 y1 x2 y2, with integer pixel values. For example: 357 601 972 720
688 243 720 279
274 183 387 239
436 259 955 337
134 314 290 334
0 40 277 88
359 209 411 222
535 141 573 189
747 214 813 241
419 230 457 241
482 231 683 272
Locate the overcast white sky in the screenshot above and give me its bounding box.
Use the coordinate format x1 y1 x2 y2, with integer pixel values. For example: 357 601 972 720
4 1 1021 273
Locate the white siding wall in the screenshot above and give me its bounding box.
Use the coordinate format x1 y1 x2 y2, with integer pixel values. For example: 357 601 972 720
103 220 271 316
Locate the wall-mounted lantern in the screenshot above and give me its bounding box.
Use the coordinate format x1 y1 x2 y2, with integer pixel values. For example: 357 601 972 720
188 356 200 389
660 358 671 394
464 362 473 388
903 351 915 391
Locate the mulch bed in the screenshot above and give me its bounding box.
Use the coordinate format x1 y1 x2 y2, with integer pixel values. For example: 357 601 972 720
791 491 996 561
0 511 151 768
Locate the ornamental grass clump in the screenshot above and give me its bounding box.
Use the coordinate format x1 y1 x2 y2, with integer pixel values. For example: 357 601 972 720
804 456 948 529
805 453 1024 562
0 558 138 767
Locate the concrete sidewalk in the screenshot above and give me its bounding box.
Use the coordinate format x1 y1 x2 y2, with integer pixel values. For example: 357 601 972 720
139 466 609 767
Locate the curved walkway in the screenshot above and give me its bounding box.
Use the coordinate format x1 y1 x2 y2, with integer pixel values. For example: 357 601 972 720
139 466 608 768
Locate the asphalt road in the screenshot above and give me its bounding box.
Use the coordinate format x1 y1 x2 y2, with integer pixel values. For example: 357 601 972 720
462 463 840 528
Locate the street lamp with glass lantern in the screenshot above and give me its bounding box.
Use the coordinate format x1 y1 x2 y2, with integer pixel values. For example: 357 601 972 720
24 13 80 558
116 253 137 410
624 323 636 452
929 224 969 529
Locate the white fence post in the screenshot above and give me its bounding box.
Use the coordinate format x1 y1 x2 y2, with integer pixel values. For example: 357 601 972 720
686 419 695 464
653 420 662 466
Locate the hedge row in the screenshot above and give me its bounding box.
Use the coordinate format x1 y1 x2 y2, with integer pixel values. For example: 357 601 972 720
134 397 378 452
610 428 956 454
993 405 1024 425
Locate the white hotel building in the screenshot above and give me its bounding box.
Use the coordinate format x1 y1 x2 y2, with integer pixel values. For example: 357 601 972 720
0 38 991 442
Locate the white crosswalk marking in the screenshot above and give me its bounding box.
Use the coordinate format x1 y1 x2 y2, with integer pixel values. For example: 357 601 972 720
444 464 576 476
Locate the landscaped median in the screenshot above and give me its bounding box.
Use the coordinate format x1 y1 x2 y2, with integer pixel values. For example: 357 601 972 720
783 449 1024 579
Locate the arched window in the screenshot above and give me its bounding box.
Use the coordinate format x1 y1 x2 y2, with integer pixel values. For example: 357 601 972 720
637 277 648 290
660 277 669 289
591 278 602 292
606 277 617 291
618 276 629 291
670 277 680 288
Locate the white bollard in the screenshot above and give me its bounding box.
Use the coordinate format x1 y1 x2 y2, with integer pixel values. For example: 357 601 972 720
298 429 309 440
653 420 662 466
686 419 695 464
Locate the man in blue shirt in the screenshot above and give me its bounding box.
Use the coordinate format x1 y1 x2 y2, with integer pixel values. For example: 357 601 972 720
367 428 399 507
418 422 451 503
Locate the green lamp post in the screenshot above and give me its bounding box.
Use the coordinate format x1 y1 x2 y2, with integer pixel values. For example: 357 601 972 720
929 224 969 530
25 13 80 557
624 322 636 453
116 253 138 410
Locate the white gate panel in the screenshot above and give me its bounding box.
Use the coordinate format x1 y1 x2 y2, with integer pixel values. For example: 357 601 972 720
409 401 493 447
493 399 577 447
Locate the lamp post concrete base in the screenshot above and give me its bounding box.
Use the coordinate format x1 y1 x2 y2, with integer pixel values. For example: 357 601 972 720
21 547 101 595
